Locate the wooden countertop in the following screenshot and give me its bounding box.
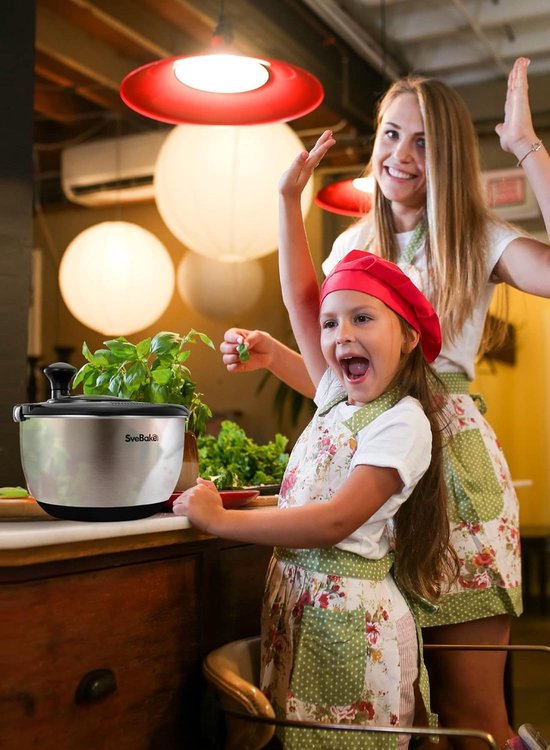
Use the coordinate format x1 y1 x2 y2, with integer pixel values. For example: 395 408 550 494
0 495 278 567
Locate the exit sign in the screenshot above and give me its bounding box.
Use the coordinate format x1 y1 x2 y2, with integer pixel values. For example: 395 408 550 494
482 168 539 220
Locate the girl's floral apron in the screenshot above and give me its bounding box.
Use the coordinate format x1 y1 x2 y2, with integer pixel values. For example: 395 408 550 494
417 372 523 627
260 391 436 749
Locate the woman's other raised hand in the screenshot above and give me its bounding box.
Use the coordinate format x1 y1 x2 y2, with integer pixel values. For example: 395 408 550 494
495 57 538 160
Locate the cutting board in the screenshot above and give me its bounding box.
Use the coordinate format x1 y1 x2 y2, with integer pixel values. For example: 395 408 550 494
0 498 53 520
244 494 278 508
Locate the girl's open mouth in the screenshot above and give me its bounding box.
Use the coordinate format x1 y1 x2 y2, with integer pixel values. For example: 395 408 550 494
340 356 370 381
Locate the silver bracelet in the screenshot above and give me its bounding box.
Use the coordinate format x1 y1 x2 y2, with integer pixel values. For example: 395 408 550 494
517 139 543 168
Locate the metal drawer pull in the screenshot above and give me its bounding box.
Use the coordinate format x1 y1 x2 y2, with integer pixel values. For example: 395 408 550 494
74 668 117 705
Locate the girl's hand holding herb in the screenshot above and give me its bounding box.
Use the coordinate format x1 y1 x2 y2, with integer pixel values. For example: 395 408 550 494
220 328 275 372
172 477 224 530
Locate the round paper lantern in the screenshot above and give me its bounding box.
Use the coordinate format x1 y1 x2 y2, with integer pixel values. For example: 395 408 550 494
176 252 263 319
59 221 175 335
154 123 313 262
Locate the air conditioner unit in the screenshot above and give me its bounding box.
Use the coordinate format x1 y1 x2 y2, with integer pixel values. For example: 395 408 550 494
61 130 169 206
482 168 540 221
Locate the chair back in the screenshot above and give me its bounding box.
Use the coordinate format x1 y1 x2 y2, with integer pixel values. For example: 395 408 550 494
203 636 275 750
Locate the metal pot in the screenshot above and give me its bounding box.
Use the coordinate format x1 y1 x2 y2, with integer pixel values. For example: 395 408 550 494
13 362 188 522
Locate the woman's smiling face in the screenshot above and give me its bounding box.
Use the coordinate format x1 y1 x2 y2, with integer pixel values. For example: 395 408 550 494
319 289 416 405
372 92 427 214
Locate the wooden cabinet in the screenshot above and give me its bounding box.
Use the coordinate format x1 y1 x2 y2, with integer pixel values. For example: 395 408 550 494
0 534 273 749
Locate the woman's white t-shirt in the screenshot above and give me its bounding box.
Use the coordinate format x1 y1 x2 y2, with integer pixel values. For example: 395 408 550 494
322 220 521 379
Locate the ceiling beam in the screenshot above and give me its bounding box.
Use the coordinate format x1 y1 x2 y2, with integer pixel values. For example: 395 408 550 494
34 50 123 111
34 77 105 124
299 0 402 81
384 0 550 45
36 4 140 90
64 0 202 58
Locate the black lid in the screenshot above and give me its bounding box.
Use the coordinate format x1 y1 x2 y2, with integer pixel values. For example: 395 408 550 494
13 362 189 421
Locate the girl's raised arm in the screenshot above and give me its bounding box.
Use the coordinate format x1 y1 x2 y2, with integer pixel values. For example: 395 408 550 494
278 130 335 387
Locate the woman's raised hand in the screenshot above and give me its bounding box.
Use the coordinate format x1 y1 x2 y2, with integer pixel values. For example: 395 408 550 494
278 129 336 200
495 57 538 159
220 328 275 372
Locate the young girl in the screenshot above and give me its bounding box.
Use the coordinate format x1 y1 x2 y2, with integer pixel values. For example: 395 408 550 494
174 212 458 745
221 57 550 749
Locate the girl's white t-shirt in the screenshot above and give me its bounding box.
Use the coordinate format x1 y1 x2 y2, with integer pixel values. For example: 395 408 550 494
322 220 521 380
314 369 432 560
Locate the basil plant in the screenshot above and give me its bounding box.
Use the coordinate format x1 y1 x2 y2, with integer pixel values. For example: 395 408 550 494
73 330 214 436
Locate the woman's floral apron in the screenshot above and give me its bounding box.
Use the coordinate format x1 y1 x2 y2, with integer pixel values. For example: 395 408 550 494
416 372 523 627
260 390 436 749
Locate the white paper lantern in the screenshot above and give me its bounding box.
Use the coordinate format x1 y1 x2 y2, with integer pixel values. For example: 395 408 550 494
176 252 263 319
59 221 175 335
154 123 313 262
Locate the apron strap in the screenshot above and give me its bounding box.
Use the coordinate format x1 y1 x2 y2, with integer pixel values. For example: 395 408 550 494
274 546 394 579
317 384 402 433
437 371 487 414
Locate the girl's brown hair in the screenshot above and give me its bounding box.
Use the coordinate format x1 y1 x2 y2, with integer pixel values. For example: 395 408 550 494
388 325 459 604
366 75 503 346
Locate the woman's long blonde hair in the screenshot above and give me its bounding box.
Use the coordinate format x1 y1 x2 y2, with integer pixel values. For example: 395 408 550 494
367 75 498 342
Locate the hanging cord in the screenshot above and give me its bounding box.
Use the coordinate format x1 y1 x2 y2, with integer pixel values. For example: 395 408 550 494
114 115 123 221
213 0 232 43
380 0 387 79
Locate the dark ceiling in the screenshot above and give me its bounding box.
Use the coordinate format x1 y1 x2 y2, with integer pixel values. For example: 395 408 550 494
33 0 391 204
33 0 550 207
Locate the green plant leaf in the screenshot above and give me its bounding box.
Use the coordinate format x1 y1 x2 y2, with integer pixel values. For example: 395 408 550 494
96 371 113 389
151 367 172 385
149 382 172 403
183 329 215 349
136 337 152 358
124 360 148 390
82 342 93 362
88 349 113 367
151 331 180 357
105 338 136 359
73 363 92 388
109 373 124 395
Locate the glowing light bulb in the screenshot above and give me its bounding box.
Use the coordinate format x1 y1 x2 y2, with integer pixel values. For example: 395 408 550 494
173 54 270 94
352 176 375 193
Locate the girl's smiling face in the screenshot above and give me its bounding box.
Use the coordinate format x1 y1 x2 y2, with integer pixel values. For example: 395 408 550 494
320 289 418 405
372 92 427 216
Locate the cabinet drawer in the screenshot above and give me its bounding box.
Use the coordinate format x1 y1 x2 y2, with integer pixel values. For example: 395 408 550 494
0 555 200 750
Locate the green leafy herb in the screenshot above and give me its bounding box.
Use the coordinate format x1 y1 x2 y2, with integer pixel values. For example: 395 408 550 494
237 342 250 362
73 330 215 435
198 420 289 489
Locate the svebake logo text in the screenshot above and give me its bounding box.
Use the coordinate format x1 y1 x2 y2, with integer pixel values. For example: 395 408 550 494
125 433 160 442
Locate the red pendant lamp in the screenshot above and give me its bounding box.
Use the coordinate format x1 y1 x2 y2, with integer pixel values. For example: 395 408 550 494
315 176 374 217
120 2 324 126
